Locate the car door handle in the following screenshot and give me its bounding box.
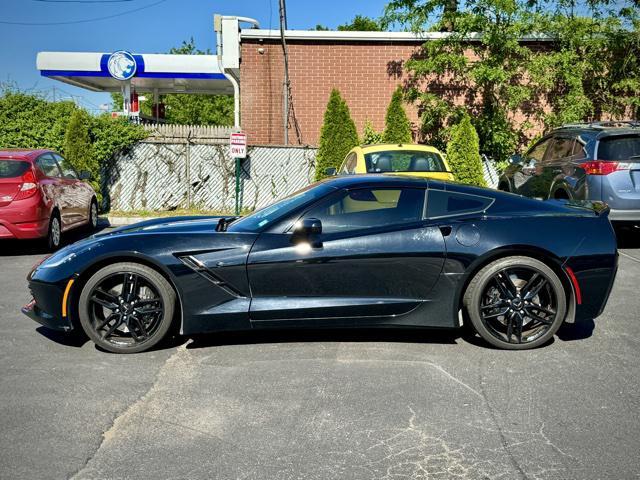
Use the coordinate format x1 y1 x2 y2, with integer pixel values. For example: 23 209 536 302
439 225 452 237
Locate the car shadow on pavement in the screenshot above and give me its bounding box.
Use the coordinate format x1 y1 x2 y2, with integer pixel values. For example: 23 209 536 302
0 221 110 257
615 226 640 249
187 327 462 350
556 319 595 342
36 326 90 348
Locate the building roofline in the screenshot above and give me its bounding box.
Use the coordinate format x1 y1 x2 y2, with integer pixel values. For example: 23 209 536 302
240 28 552 43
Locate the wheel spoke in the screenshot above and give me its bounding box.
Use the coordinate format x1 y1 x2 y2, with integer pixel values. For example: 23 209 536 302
528 304 556 316
506 311 514 343
514 313 524 344
482 307 510 319
102 316 124 339
481 300 508 311
494 271 516 299
524 308 553 325
136 298 160 307
94 288 118 302
122 273 138 302
523 275 548 300
90 295 118 311
95 313 119 330
135 307 162 315
130 315 148 339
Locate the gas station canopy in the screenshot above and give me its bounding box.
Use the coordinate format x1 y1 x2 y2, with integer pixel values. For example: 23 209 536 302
36 51 233 95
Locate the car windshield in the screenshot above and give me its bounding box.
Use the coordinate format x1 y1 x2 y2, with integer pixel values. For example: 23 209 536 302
227 182 332 232
0 160 30 178
598 135 640 160
364 150 446 173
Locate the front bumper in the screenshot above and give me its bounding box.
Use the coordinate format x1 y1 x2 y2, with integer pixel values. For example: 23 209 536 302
22 299 73 331
608 209 640 223
22 278 74 331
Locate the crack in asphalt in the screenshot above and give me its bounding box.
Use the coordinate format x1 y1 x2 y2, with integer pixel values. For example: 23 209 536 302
68 344 188 480
478 358 529 480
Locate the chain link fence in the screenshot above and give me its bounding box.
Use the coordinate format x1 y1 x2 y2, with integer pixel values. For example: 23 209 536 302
103 142 316 212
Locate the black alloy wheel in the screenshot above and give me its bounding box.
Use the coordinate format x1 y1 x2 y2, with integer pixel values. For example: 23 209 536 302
464 256 567 350
79 262 176 353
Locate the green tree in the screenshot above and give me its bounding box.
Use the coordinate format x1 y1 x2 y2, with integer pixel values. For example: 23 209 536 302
446 114 486 187
314 14 382 31
338 15 382 31
315 89 359 181
0 86 147 209
383 0 640 160
362 120 383 144
383 87 413 144
63 110 97 190
111 38 233 125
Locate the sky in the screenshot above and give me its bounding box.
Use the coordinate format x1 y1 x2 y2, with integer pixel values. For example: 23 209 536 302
0 0 388 111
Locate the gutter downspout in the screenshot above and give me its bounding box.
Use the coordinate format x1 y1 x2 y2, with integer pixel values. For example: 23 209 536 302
215 15 260 130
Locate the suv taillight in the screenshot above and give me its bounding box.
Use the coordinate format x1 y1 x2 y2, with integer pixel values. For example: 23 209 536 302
580 160 628 175
14 170 38 200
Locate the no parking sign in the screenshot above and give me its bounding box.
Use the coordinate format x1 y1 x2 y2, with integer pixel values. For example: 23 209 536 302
229 132 247 158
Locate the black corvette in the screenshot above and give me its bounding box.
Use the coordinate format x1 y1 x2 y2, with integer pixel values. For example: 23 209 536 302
23 175 618 353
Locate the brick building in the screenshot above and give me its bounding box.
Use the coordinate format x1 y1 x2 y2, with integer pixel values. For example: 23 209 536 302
239 29 550 147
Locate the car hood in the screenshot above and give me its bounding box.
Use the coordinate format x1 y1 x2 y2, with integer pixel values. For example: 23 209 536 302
97 215 233 237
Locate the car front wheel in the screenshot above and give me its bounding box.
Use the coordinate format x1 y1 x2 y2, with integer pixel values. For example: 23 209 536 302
463 256 567 350
78 262 176 353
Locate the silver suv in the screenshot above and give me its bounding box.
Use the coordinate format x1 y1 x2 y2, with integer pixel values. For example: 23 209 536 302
499 122 640 225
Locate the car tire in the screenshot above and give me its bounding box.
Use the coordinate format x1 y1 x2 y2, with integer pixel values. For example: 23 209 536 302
463 256 566 350
78 262 176 354
46 213 62 251
88 198 98 230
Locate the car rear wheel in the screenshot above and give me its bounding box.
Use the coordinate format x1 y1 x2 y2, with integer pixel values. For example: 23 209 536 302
88 199 98 230
463 256 566 350
46 214 61 251
78 262 176 353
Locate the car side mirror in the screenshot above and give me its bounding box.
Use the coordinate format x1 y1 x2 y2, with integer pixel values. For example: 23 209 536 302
79 170 92 180
324 167 337 176
509 154 522 165
291 218 322 248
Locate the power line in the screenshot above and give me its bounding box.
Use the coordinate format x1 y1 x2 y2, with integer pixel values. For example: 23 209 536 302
1 0 168 25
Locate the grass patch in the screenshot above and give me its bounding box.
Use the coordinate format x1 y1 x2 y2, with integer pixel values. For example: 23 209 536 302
107 208 233 218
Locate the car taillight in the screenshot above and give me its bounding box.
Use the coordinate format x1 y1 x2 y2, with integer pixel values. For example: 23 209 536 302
580 160 628 175
14 170 38 200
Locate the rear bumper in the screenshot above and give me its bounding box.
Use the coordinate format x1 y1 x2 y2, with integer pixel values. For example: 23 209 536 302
0 217 49 239
608 209 640 222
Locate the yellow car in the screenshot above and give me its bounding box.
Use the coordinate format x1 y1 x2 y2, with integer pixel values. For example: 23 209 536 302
337 144 455 181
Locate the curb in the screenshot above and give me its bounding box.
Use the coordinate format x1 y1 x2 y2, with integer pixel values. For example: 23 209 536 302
103 216 159 227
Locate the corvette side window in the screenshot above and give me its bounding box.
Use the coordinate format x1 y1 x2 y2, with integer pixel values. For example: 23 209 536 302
427 190 493 219
302 187 425 233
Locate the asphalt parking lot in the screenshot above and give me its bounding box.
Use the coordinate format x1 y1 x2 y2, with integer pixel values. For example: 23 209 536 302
1 227 640 480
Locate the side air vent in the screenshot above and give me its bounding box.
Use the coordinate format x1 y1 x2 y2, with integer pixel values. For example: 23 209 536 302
178 255 245 298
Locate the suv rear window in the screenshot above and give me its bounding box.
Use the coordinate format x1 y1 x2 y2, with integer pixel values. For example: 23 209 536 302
0 160 30 178
598 135 640 160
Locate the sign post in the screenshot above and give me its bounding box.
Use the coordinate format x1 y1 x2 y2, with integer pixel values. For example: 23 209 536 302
229 132 247 216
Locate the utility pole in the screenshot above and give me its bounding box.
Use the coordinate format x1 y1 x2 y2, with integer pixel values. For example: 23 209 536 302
279 0 289 145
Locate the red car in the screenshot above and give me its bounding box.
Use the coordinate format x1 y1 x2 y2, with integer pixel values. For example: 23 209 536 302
0 149 98 250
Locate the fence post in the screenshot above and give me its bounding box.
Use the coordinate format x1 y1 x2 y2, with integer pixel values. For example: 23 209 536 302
185 141 191 209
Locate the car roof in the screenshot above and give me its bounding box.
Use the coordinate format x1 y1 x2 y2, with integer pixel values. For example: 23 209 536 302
552 123 640 141
357 143 442 154
0 149 53 161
